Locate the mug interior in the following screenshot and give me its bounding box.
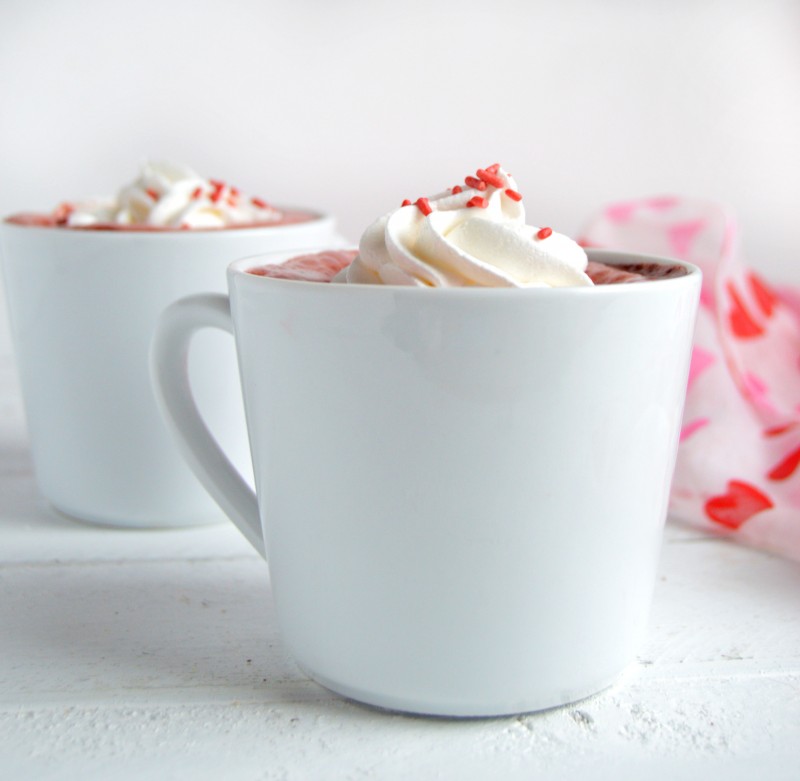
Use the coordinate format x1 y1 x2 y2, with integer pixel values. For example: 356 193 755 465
229 247 700 286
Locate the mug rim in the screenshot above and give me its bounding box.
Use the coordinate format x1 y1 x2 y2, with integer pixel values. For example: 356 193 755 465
0 208 333 239
229 247 702 293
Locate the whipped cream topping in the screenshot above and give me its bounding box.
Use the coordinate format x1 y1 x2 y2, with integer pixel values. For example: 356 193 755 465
64 161 283 229
336 164 591 287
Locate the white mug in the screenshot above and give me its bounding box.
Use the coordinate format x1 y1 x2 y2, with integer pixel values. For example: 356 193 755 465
151 248 700 716
1 215 344 527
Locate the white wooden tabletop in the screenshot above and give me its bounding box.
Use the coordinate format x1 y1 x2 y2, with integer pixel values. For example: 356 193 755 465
1 350 799 781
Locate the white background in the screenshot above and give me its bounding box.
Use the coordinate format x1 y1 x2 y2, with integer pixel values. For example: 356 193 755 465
1 0 798 283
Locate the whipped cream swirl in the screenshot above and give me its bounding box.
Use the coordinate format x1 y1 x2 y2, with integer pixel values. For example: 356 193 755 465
336 164 591 287
65 161 283 229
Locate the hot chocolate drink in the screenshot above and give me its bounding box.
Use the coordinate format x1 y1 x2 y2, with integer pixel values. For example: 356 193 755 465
245 162 687 285
248 251 687 284
0 161 342 529
5 161 318 231
150 185 702 717
584 260 688 284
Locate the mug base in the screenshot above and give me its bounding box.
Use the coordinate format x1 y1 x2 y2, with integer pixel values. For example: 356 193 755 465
297 663 627 719
47 500 227 530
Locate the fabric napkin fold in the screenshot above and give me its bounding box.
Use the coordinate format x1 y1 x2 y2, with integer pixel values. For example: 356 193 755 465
581 197 800 561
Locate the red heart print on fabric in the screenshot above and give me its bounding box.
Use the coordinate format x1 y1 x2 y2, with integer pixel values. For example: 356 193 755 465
748 272 778 318
764 422 800 438
705 480 774 529
667 219 705 258
605 202 638 223
680 417 710 442
727 281 765 339
644 196 679 210
687 347 715 391
767 446 800 481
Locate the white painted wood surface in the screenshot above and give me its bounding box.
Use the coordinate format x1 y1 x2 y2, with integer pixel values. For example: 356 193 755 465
1 353 799 781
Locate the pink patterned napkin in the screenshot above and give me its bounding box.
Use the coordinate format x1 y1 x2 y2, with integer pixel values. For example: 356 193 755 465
581 197 800 561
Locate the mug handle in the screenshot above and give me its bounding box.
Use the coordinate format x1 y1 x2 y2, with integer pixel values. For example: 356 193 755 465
150 293 264 557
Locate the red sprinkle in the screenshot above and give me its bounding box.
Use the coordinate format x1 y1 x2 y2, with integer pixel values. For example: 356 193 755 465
53 202 74 224
146 188 159 201
401 199 412 207
465 176 487 191
210 182 224 203
415 197 432 216
209 179 224 188
504 188 522 202
451 185 463 195
486 163 501 174
191 186 203 200
251 197 269 209
227 196 238 207
230 187 240 197
466 196 488 208
476 168 504 188
536 227 553 240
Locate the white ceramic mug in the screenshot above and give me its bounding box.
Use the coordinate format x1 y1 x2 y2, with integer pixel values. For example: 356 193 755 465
151 248 701 716
0 215 344 527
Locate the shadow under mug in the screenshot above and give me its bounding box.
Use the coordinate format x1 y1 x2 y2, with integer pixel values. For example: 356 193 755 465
150 248 701 716
0 215 343 527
